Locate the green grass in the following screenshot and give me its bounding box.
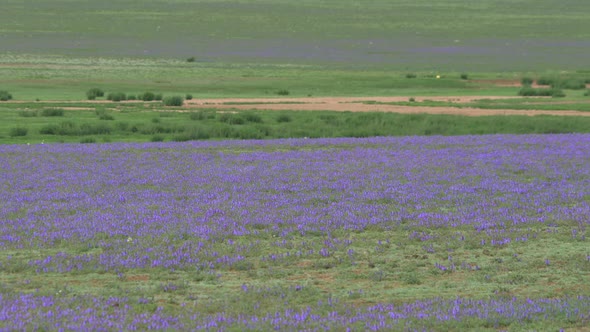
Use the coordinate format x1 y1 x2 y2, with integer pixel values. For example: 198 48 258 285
2 102 590 144
1 0 590 70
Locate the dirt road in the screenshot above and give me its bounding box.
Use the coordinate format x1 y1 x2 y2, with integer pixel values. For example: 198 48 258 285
185 96 590 117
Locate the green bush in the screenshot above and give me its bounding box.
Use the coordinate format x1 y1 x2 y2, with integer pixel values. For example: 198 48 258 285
277 114 292 123
185 94 193 100
243 113 263 123
141 92 156 101
186 57 196 63
405 73 417 79
218 113 245 125
521 77 533 86
80 137 96 144
460 73 468 80
107 92 126 102
276 89 290 96
536 77 555 86
554 79 586 90
154 94 163 101
19 110 38 117
127 95 137 101
9 127 28 137
584 90 589 96
518 87 565 98
0 90 13 101
40 108 64 117
86 88 104 100
163 96 184 106
151 135 165 142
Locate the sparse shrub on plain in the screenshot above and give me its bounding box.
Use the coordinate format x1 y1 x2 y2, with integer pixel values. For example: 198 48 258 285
127 95 137 101
9 127 28 137
86 88 104 100
243 113 263 123
277 114 292 123
521 77 533 86
0 90 13 101
186 57 196 63
460 73 468 80
584 90 590 96
141 92 156 101
276 89 290 96
99 114 114 120
151 135 165 142
409 97 416 102
218 113 245 125
554 79 586 90
185 94 193 100
154 94 163 101
405 73 417 79
40 108 64 117
80 137 96 144
107 92 126 102
536 77 555 86
19 110 38 117
163 96 184 106
152 117 160 123
518 87 565 98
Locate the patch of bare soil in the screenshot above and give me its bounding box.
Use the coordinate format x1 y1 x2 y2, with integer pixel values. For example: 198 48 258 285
185 96 590 117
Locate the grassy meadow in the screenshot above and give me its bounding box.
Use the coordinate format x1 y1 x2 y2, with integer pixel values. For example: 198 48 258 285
2 0 590 330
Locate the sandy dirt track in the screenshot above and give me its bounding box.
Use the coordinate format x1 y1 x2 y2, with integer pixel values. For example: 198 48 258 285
185 96 590 117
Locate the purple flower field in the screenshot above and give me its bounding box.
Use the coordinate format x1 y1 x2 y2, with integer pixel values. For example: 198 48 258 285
1 134 589 330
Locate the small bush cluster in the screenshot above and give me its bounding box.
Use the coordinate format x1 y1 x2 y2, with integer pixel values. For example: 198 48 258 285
9 127 28 137
584 90 590 96
536 77 586 90
19 110 38 117
277 114 292 123
218 113 245 125
107 92 126 102
460 73 468 80
163 96 184 106
86 88 104 100
521 77 534 86
141 92 156 101
185 94 193 100
40 122 111 136
40 108 65 117
0 90 13 101
518 87 565 98
276 89 290 96
405 73 417 79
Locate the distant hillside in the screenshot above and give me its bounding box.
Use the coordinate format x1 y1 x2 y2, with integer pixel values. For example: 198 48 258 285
1 0 589 70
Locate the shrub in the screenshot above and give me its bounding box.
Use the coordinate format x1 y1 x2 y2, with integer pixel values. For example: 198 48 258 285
151 135 165 142
127 95 137 100
518 87 565 98
99 114 114 120
277 114 292 123
40 108 64 117
276 89 290 96
186 57 196 63
0 90 13 101
141 92 156 101
536 77 555 86
163 96 184 106
9 127 28 137
554 79 586 90
19 110 38 117
584 90 590 96
154 94 163 101
243 113 263 123
107 92 126 102
218 113 245 125
86 88 104 100
460 73 468 80
409 97 416 102
185 94 193 100
405 73 417 79
521 77 533 86
80 137 96 144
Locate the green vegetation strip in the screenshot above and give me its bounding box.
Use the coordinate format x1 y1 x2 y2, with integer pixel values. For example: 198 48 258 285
2 104 590 144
